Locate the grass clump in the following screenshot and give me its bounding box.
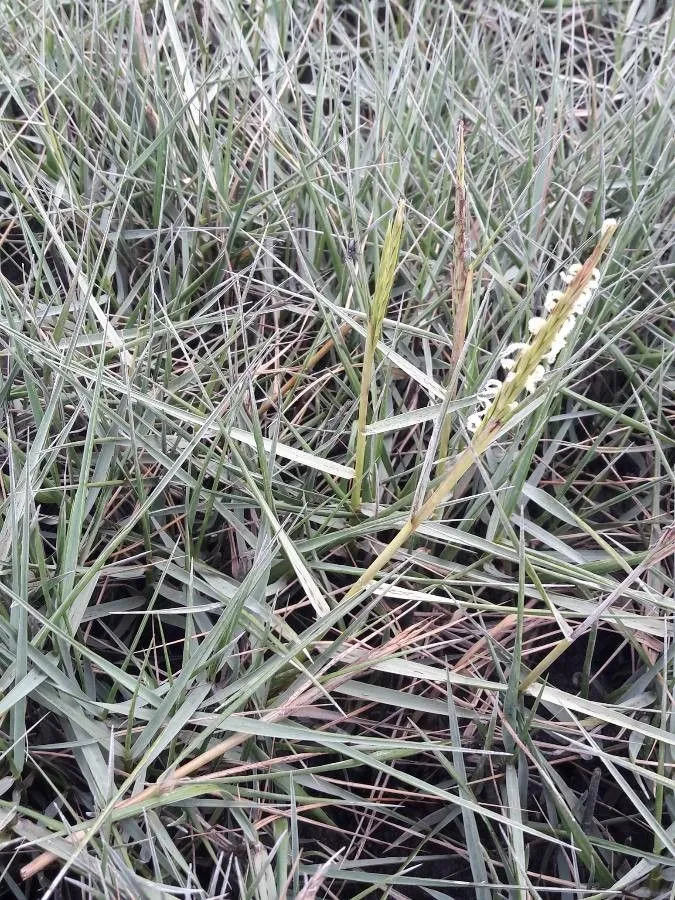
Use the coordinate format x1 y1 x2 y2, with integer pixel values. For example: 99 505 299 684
0 1 673 899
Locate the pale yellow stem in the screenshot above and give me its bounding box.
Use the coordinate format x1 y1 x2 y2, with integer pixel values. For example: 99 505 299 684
351 324 376 511
347 439 482 598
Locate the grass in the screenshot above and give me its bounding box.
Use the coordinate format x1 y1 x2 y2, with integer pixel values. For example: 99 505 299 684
0 0 673 898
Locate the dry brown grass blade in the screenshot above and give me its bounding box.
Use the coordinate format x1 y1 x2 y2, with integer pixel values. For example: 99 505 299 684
450 120 470 373
295 852 342 899
258 322 352 415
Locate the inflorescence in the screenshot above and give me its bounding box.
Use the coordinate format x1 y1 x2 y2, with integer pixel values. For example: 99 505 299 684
467 258 604 434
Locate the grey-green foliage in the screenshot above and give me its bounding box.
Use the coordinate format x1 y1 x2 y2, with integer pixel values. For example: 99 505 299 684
0 1 672 897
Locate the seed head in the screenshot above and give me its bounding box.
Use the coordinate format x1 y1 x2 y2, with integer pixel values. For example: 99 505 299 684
463 220 616 443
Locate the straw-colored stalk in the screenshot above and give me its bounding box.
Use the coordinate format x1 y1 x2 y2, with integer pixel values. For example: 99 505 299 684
259 322 352 415
346 222 618 600
351 199 406 511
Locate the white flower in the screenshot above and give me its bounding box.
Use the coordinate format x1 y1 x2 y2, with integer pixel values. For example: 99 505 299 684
601 218 617 236
561 263 583 285
559 315 576 338
467 412 484 433
504 342 528 357
479 379 502 398
545 333 567 365
463 237 610 440
544 290 563 312
525 365 546 393
573 289 593 314
528 316 546 335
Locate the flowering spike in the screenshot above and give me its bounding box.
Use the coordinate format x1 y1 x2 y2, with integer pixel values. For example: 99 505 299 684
464 222 613 435
344 222 617 610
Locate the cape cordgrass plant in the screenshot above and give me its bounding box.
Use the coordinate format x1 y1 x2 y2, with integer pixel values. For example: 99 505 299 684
1 1 673 897
346 221 618 600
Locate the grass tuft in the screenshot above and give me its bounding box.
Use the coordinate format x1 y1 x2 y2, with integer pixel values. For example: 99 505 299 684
0 1 673 898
